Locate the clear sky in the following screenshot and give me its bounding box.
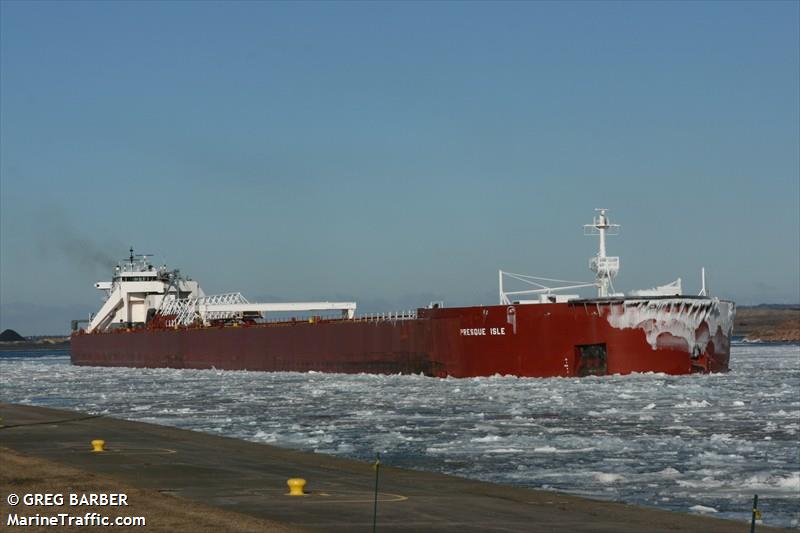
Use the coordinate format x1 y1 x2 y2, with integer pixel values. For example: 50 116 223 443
1 0 798 335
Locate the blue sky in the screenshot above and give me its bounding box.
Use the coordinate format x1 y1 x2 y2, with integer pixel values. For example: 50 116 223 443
1 1 798 334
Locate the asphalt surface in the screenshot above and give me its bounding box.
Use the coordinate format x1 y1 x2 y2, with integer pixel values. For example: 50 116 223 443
0 403 785 532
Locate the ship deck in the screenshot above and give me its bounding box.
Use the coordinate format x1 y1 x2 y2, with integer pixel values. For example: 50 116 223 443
0 404 782 532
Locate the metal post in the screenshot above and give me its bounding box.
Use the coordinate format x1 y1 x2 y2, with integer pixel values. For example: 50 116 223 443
372 452 381 533
701 267 707 296
499 270 503 304
751 494 760 533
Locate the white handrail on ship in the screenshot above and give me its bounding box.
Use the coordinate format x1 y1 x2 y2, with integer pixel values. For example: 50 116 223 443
157 293 357 327
357 310 417 321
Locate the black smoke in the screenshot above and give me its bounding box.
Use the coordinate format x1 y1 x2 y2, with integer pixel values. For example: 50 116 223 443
36 207 121 273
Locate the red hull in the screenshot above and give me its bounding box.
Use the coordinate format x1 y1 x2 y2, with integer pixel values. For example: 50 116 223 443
71 298 733 378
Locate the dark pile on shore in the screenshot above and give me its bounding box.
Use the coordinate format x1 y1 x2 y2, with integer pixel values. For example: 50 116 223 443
0 329 25 342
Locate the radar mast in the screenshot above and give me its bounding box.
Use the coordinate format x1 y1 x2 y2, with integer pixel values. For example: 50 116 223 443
584 209 620 297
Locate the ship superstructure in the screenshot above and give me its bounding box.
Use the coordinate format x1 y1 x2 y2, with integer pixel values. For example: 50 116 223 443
86 249 202 332
72 210 734 378
86 249 356 333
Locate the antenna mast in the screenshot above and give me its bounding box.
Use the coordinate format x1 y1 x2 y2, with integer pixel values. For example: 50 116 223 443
584 209 620 297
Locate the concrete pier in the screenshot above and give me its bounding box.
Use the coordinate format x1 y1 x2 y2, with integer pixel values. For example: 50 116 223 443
0 403 785 532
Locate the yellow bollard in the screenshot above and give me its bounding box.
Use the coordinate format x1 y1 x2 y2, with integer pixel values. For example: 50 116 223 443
286 478 306 496
91 439 105 452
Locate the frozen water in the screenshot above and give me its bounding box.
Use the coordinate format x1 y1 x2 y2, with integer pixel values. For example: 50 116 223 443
1 343 798 528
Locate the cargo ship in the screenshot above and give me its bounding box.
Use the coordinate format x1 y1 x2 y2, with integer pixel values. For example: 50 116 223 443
71 210 735 377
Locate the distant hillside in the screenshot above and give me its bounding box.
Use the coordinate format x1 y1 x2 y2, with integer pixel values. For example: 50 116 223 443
735 307 800 342
0 329 25 342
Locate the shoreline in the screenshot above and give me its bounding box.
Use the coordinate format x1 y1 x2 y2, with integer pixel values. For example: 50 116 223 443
0 341 70 352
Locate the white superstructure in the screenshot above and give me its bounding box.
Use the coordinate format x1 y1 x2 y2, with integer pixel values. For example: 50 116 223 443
84 249 356 332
